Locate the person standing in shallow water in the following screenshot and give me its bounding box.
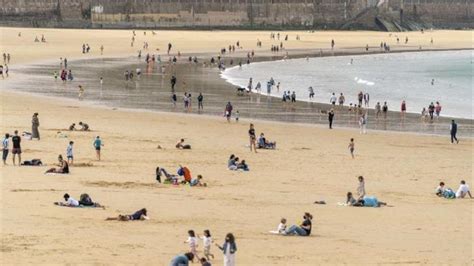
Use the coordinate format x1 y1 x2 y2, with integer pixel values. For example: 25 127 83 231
450 120 459 144
197 93 203 110
328 109 335 129
32 113 40 140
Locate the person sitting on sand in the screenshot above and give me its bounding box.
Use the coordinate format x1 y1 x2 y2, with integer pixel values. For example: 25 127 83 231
284 212 312 236
228 154 238 170
435 182 456 199
69 123 76 131
176 139 191 149
347 192 388 207
269 218 287 234
54 193 79 207
455 180 472 198
257 133 276 149
105 208 149 221
169 252 194 266
190 175 206 187
78 122 89 131
237 159 249 171
44 155 69 174
177 165 192 183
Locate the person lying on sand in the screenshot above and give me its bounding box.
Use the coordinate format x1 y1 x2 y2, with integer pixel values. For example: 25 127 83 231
156 166 178 183
54 193 79 207
105 208 149 221
257 133 276 149
176 139 191 149
435 182 456 199
346 192 388 207
190 175 207 187
44 155 69 174
54 193 104 208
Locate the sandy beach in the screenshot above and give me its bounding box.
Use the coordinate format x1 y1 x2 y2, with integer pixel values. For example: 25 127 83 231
1 27 473 265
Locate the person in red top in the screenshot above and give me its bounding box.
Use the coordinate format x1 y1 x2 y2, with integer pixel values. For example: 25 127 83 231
401 100 407 120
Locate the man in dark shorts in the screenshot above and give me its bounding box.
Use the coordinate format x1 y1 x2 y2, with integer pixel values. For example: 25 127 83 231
11 130 21 166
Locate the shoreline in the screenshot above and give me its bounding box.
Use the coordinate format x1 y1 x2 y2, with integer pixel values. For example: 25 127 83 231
3 47 473 137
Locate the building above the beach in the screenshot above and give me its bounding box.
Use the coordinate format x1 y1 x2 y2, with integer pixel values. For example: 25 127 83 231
0 0 472 31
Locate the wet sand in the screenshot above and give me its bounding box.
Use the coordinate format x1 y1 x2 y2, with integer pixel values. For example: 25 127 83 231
1 27 473 265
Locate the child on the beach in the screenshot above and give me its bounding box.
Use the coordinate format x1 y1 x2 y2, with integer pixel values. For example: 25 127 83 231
200 229 214 260
184 230 198 255
66 141 74 165
270 218 287 234
348 138 355 159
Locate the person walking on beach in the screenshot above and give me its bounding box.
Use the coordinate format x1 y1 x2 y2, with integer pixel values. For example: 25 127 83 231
197 93 204 110
66 141 74 165
331 39 335 50
308 87 314 99
168 43 172 55
93 136 104 161
450 120 459 144
31 113 40 140
359 114 367 134
78 85 84 100
2 133 9 166
330 93 337 106
225 102 233 122
364 93 370 107
358 91 363 106
348 138 355 159
375 102 381 119
100 45 104 55
11 130 21 166
171 75 177 91
216 233 237 266
328 109 335 129
249 124 257 153
172 93 177 107
338 93 345 107
382 102 388 120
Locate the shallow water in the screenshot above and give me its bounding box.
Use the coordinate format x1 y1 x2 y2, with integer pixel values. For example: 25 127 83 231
4 53 473 137
222 50 473 119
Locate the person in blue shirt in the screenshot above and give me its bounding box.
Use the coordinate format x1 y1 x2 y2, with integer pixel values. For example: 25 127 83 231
169 252 194 266
93 136 104 161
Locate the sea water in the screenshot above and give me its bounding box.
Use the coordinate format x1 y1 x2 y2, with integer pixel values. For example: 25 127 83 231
221 50 473 119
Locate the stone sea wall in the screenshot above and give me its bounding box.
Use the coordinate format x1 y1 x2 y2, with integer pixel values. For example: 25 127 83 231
0 0 472 30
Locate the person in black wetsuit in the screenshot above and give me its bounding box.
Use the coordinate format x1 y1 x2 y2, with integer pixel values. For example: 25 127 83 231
328 109 335 129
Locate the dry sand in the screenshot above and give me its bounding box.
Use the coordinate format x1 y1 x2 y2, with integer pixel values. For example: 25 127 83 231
0 27 473 265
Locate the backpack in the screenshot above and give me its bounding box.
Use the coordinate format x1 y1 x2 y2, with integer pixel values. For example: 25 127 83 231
79 194 93 205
